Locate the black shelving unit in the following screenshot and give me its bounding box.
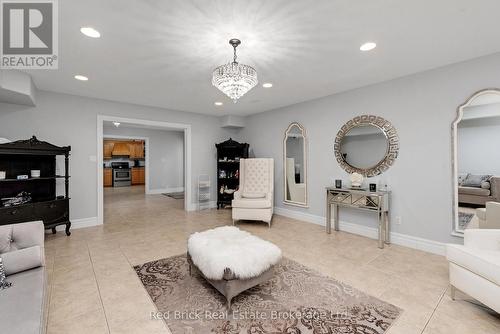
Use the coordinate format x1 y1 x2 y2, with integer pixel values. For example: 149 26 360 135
0 136 72 235
215 138 249 209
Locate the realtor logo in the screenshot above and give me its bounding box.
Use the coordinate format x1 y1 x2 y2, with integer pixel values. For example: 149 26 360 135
0 0 58 69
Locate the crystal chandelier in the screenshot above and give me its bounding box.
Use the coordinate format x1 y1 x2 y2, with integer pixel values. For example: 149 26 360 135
212 39 258 103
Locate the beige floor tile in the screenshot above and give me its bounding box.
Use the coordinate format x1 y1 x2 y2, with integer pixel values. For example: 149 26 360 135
41 185 500 334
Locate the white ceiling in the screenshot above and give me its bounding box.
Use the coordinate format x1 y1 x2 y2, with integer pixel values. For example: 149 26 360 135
27 0 500 116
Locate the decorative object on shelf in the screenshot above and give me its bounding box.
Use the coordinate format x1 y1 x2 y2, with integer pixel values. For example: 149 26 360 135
224 189 235 194
30 170 41 178
369 183 377 192
0 138 11 144
0 136 71 236
212 39 258 103
350 172 364 188
0 171 5 180
283 122 308 207
335 179 342 189
334 115 399 177
215 138 249 209
1 191 32 207
17 175 29 180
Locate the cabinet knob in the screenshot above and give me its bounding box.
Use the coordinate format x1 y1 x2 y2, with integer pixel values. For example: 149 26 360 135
49 203 56 209
10 209 17 215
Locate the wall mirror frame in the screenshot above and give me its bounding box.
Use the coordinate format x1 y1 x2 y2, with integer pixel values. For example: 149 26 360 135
334 115 399 177
451 88 500 237
283 122 308 207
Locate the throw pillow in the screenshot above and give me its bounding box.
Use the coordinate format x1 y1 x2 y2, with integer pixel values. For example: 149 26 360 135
0 257 12 290
462 174 492 188
481 181 491 189
458 173 469 186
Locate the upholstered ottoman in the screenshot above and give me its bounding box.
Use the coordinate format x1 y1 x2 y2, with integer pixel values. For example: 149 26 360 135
187 226 282 309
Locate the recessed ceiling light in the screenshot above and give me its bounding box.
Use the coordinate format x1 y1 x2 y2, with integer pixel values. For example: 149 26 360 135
74 75 88 81
80 27 101 38
262 83 273 88
360 42 377 51
113 122 120 127
214 102 223 106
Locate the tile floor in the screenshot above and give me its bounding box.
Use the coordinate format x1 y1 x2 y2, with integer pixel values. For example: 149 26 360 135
44 186 500 334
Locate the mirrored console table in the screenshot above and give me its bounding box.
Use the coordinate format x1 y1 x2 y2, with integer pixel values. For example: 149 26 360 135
325 187 390 248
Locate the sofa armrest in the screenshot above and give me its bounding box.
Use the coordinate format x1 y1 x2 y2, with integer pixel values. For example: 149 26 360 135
490 177 500 200
464 229 500 251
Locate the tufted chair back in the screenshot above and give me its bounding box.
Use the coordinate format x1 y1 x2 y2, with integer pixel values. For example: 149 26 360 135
239 158 274 195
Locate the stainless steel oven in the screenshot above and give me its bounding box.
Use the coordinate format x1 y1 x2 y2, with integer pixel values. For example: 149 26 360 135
112 162 131 187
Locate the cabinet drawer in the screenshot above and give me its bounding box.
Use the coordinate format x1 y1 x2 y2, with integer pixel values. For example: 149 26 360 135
34 199 69 224
0 204 34 224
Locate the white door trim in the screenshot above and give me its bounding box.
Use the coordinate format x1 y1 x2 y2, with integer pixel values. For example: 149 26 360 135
97 115 193 225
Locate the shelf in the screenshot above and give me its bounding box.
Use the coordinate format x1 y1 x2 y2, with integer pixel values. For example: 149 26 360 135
218 161 240 163
0 175 69 182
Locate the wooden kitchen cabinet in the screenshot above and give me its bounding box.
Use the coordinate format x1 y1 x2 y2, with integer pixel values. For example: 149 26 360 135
131 167 145 185
103 140 114 159
104 168 113 187
129 141 144 159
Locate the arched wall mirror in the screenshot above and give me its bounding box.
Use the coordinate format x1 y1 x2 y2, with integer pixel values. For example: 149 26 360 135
452 89 500 236
283 122 308 207
334 115 399 177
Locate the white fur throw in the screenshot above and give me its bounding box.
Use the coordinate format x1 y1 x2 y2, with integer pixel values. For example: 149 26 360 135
187 226 282 280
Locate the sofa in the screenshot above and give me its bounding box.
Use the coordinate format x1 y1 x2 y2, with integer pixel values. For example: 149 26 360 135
458 174 500 206
446 229 500 313
0 221 47 334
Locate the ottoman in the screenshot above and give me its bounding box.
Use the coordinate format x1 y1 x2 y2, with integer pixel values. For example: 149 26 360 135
187 226 282 309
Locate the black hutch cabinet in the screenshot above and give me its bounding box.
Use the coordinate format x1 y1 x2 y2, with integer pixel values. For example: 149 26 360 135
0 136 71 235
215 138 249 209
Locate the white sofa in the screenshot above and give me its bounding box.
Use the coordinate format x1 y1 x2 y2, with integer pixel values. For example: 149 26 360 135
0 221 47 334
232 158 274 227
476 202 500 229
446 229 500 313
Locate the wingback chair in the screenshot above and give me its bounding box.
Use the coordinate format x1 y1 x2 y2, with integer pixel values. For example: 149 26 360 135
232 158 274 227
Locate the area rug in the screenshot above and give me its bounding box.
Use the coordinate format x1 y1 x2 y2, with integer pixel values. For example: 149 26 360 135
134 254 402 334
458 212 474 229
162 192 184 200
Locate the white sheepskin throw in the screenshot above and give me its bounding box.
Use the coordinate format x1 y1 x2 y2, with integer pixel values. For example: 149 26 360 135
187 226 282 280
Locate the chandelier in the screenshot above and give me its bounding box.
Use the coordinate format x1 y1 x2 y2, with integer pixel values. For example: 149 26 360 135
212 39 258 103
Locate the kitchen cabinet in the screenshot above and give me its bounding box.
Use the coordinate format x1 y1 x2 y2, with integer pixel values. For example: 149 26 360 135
103 140 114 159
129 141 145 159
132 167 145 185
104 168 113 187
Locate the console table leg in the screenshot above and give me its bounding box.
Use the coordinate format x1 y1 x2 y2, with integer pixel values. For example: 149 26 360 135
378 212 384 249
326 193 331 234
334 204 339 231
384 212 390 244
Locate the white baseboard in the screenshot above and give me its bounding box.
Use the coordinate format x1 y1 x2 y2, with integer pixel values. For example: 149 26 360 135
273 206 446 256
147 187 184 195
55 216 101 231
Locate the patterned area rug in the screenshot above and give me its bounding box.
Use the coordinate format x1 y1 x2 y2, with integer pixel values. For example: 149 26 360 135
134 255 401 334
458 212 474 229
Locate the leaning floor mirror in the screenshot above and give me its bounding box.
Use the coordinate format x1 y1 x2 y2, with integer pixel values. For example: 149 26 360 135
452 89 500 236
283 122 308 207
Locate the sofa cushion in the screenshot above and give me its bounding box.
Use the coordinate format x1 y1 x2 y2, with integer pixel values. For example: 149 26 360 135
458 173 469 186
462 174 492 188
446 244 500 286
0 221 44 253
458 186 491 197
0 267 47 334
232 197 272 209
2 246 43 276
481 181 491 189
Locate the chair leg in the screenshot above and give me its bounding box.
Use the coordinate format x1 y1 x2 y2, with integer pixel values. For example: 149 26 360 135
450 284 456 301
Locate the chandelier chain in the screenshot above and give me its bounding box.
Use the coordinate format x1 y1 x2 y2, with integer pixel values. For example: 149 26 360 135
233 45 237 63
